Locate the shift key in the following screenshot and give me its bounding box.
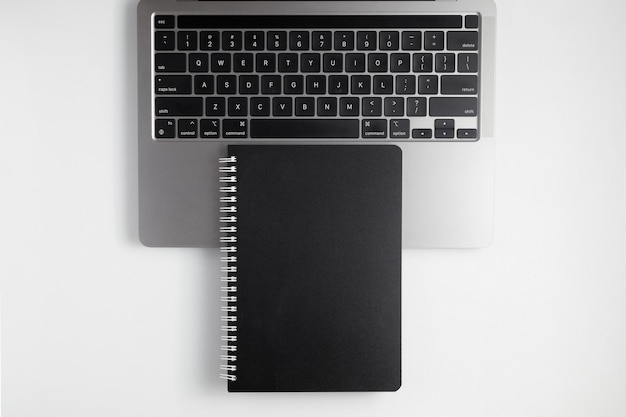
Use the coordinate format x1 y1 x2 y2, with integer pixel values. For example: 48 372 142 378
155 97 203 116
429 97 477 116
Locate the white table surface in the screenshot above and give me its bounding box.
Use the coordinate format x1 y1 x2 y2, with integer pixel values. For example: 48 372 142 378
2 0 626 416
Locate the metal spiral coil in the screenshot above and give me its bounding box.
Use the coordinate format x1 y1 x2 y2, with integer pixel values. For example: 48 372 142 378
219 156 237 382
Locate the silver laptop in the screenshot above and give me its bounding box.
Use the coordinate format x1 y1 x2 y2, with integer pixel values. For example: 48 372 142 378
137 0 496 248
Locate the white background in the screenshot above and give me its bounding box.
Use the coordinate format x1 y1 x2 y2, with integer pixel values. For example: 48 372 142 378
2 0 626 416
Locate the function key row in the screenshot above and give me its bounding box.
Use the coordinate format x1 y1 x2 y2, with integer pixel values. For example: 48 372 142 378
155 14 478 30
154 30 478 52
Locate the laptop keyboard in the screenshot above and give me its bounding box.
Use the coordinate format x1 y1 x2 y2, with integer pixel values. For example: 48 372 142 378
152 14 480 141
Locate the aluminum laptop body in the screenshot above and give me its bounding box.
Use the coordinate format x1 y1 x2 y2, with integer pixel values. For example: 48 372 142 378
137 0 496 248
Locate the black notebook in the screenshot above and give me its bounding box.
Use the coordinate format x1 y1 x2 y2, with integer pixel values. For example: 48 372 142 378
219 145 402 392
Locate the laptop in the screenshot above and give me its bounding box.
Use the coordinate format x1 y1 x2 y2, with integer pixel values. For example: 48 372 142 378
137 0 496 248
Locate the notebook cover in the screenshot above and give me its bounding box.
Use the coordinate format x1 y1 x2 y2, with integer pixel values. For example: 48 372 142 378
224 145 401 392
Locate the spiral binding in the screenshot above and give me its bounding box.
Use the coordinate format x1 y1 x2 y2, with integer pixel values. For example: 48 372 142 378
219 156 238 382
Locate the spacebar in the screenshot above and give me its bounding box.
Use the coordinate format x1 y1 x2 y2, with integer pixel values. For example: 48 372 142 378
251 119 360 138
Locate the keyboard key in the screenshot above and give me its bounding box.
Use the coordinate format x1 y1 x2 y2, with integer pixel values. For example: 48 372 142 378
390 53 411 72
362 97 382 116
395 75 416 95
178 119 198 138
413 53 433 72
268 31 287 50
429 97 478 116
301 53 321 72
406 97 427 116
223 119 248 138
390 119 410 139
251 119 360 138
155 31 175 50
289 31 309 50
222 31 243 50
228 97 248 116
273 97 293 116
465 15 479 29
155 75 192 95
357 31 377 50
458 53 479 73
200 119 220 138
317 97 337 116
284 75 304 94
351 76 371 94
424 31 444 50
154 15 175 29
435 128 454 138
447 31 478 50
339 97 360 116
306 75 326 94
250 97 271 116
245 31 265 50
373 75 393 94
412 128 432 139
155 119 175 138
434 119 454 129
435 53 455 72
278 53 299 72
384 97 404 116
329 75 349 94
206 97 226 116
312 31 332 50
368 53 388 72
216 75 237 94
441 75 478 95
256 53 276 72
178 31 198 50
362 119 387 138
323 53 343 73
211 54 231 72
458 128 478 139
261 75 281 94
401 31 421 50
418 75 438 94
295 97 315 116
239 75 259 94
199 31 220 50
379 31 399 50
155 97 203 116
230 53 252 72
345 53 366 72
334 31 354 50
189 53 209 72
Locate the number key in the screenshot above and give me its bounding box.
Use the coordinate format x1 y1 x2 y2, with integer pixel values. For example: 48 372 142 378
289 31 309 50
200 31 219 50
245 31 265 50
268 31 287 50
334 31 354 50
178 31 197 50
312 31 332 50
357 31 377 50
379 31 399 50
222 31 242 50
